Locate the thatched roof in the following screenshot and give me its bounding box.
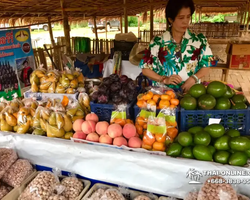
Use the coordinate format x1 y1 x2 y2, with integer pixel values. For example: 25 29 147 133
201 7 238 14
0 0 248 26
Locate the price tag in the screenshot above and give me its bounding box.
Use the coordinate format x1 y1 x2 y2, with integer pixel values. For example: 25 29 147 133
208 118 221 125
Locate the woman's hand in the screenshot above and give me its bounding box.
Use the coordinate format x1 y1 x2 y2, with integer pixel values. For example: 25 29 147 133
181 77 196 92
163 75 182 85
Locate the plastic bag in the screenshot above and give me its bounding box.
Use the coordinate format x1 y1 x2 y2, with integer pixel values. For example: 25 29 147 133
78 93 91 112
66 98 85 122
0 182 12 199
110 104 130 127
185 191 199 200
238 194 250 200
197 176 238 200
100 188 125 200
88 188 106 200
22 98 38 110
30 66 47 93
61 177 84 200
135 102 156 138
134 195 151 200
143 116 167 151
0 106 19 132
16 106 33 134
0 148 18 179
157 107 178 146
48 194 67 200
18 171 60 200
2 159 33 187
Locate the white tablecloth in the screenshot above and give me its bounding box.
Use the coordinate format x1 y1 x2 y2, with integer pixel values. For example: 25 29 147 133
1 132 250 198
103 59 142 80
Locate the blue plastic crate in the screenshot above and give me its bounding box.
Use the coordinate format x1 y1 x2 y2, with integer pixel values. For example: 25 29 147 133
90 101 135 122
179 108 250 135
133 105 179 123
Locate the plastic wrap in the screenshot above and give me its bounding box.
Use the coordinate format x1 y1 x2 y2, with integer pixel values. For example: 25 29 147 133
2 159 33 187
238 194 250 200
134 195 151 200
184 190 199 200
88 188 106 200
143 116 167 152
0 182 12 199
110 105 128 127
197 176 238 200
66 98 85 122
0 148 18 179
0 106 19 132
18 171 60 200
100 189 125 200
61 177 84 200
78 93 91 112
48 194 67 200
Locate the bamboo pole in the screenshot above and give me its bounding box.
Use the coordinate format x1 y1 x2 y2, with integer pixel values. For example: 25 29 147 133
48 17 55 48
124 0 128 33
120 16 123 33
105 17 108 40
137 15 140 39
93 16 99 53
60 0 71 55
150 5 154 40
199 8 202 23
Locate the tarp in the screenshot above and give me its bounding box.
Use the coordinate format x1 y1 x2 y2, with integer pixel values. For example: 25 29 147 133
0 132 250 198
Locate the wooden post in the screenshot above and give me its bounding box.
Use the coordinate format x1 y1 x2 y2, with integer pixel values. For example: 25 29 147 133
124 0 128 33
60 0 71 55
150 5 154 40
137 15 140 39
120 16 123 33
199 8 202 23
195 11 197 23
93 16 99 53
105 17 108 40
48 17 55 47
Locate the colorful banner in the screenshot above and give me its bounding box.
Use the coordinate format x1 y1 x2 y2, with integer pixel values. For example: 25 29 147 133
0 28 35 100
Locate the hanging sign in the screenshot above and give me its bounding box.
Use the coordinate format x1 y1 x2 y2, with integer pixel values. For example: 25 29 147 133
0 28 35 100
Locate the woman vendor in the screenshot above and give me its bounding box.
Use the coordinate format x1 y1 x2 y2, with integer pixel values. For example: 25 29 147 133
139 0 213 92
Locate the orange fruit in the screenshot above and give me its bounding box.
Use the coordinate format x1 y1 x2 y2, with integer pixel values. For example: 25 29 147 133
143 124 148 130
143 134 155 146
137 100 146 108
137 94 144 100
126 119 134 124
136 124 143 135
159 100 170 109
114 118 126 127
170 99 179 106
169 105 176 109
153 94 161 103
161 94 171 101
155 134 167 143
153 142 165 151
166 120 177 128
166 90 176 99
110 118 116 124
136 116 145 126
167 127 178 139
147 99 156 106
143 91 153 101
142 142 152 150
143 130 147 135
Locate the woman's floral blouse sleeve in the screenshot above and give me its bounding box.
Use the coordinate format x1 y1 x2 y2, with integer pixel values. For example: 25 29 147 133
199 36 213 68
139 36 162 72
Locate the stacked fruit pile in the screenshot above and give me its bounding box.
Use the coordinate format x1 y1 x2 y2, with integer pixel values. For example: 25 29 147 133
180 81 247 110
90 74 137 105
167 124 250 166
30 68 85 94
72 113 143 148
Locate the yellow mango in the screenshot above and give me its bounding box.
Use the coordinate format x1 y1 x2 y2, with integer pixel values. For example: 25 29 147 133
40 82 52 90
5 113 17 127
40 118 47 131
47 123 65 138
64 132 73 139
1 118 13 132
31 82 39 93
63 114 73 132
17 121 30 134
56 113 65 129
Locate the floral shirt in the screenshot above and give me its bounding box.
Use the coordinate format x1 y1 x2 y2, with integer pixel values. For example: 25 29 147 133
139 29 213 88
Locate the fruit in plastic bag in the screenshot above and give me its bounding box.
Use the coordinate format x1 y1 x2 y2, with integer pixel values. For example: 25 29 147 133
17 121 30 134
49 112 57 126
66 88 75 94
70 79 78 89
41 109 50 120
64 132 73 139
63 114 73 132
66 107 78 117
31 82 39 92
48 82 56 93
56 113 65 129
47 123 65 138
39 82 52 90
56 83 65 93
32 128 46 136
1 118 13 131
5 113 17 127
77 73 84 83
30 74 40 85
40 118 47 131
61 74 70 88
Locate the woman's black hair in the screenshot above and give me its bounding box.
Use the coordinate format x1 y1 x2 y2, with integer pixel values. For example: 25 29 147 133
165 0 195 24
23 60 28 65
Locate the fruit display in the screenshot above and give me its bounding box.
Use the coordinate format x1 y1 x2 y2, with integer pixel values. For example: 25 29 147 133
181 81 247 110
72 113 143 148
137 89 179 109
90 74 137 105
30 67 85 94
32 96 87 138
167 124 250 166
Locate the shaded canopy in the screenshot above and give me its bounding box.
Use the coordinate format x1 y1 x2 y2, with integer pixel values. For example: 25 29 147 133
0 0 248 25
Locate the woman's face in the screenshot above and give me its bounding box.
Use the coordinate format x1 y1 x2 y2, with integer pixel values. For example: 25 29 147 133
170 7 191 33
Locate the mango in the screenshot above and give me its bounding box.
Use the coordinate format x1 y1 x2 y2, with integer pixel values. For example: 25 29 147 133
17 121 30 134
47 123 65 138
56 113 65 129
5 113 17 127
48 112 56 126
1 118 13 132
63 114 73 132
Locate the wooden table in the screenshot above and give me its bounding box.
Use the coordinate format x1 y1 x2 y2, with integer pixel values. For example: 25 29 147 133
211 63 230 82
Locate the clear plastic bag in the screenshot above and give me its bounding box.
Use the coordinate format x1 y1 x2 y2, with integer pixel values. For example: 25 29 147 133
238 194 250 200
22 98 38 110
0 182 12 199
61 177 84 200
2 159 33 187
78 93 91 112
197 176 238 200
110 104 128 127
1 106 19 132
88 188 106 200
100 188 125 200
143 116 167 152
66 99 85 122
133 195 151 200
48 194 67 200
0 148 18 179
18 171 60 200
